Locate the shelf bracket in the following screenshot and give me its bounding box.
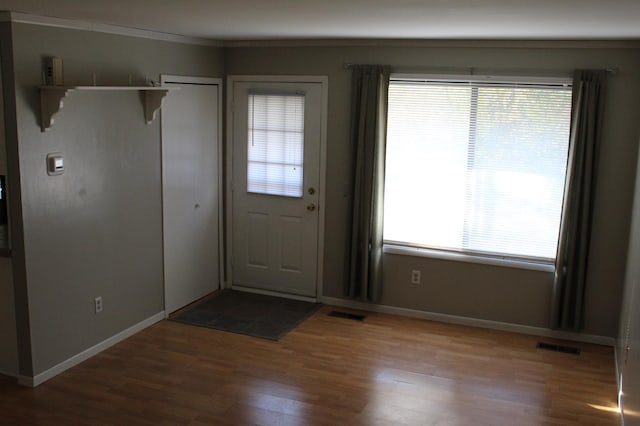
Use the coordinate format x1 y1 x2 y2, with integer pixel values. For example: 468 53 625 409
40 88 73 132
39 86 175 132
144 89 170 125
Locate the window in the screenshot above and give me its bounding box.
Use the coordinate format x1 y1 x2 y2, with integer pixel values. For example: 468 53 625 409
384 76 572 262
247 93 305 197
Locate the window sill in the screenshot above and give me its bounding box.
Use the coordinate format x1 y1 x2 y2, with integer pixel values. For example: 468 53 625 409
383 244 555 273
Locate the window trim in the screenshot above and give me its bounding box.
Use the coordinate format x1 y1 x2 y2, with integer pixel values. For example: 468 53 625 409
383 73 572 270
383 243 555 273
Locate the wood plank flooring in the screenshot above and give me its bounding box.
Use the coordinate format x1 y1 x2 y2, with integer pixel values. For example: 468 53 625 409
0 305 619 425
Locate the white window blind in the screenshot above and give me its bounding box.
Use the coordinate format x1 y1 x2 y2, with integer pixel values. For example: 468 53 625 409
384 78 572 261
247 93 305 197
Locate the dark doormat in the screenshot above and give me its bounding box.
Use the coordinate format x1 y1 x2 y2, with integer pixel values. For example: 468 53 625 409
170 290 322 341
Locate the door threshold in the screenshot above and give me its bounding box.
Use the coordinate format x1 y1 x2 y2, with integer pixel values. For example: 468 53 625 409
231 285 318 303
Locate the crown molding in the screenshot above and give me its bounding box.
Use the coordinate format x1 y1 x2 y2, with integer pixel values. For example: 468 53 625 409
223 38 640 49
0 11 222 47
0 12 637 49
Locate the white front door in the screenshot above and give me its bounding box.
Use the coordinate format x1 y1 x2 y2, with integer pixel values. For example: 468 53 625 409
162 76 222 314
231 79 325 298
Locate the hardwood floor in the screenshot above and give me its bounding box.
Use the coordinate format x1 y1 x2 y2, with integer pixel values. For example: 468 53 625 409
0 305 619 425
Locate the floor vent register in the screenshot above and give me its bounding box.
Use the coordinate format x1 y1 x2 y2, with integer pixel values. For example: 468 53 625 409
328 310 367 321
536 342 580 355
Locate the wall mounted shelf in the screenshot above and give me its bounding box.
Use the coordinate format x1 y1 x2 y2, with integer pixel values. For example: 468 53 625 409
39 86 175 132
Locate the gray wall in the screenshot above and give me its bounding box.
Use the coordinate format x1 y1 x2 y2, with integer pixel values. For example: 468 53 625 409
1 21 31 376
0 25 16 376
618 137 640 424
8 22 223 376
0 257 17 375
225 44 640 336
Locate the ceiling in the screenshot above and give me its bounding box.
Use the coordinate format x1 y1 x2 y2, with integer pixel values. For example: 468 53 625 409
0 0 639 41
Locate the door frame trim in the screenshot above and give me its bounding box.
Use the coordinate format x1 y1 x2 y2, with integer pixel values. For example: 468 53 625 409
160 75 224 317
225 75 328 300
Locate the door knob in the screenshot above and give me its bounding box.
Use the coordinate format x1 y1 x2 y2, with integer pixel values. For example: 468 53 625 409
307 203 316 212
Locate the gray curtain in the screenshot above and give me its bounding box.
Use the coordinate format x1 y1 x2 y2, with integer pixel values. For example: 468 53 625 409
551 70 607 330
346 65 390 302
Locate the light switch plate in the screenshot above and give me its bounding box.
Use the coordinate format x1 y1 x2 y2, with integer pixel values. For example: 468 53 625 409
46 152 64 176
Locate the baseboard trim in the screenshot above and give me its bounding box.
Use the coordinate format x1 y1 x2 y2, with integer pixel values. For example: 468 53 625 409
321 297 615 346
19 311 165 387
0 369 18 379
232 285 318 303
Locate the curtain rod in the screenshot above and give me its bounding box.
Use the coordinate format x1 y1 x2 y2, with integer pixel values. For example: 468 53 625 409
342 63 619 75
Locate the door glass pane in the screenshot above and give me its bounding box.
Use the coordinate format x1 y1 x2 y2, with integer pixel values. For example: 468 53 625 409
247 93 305 197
